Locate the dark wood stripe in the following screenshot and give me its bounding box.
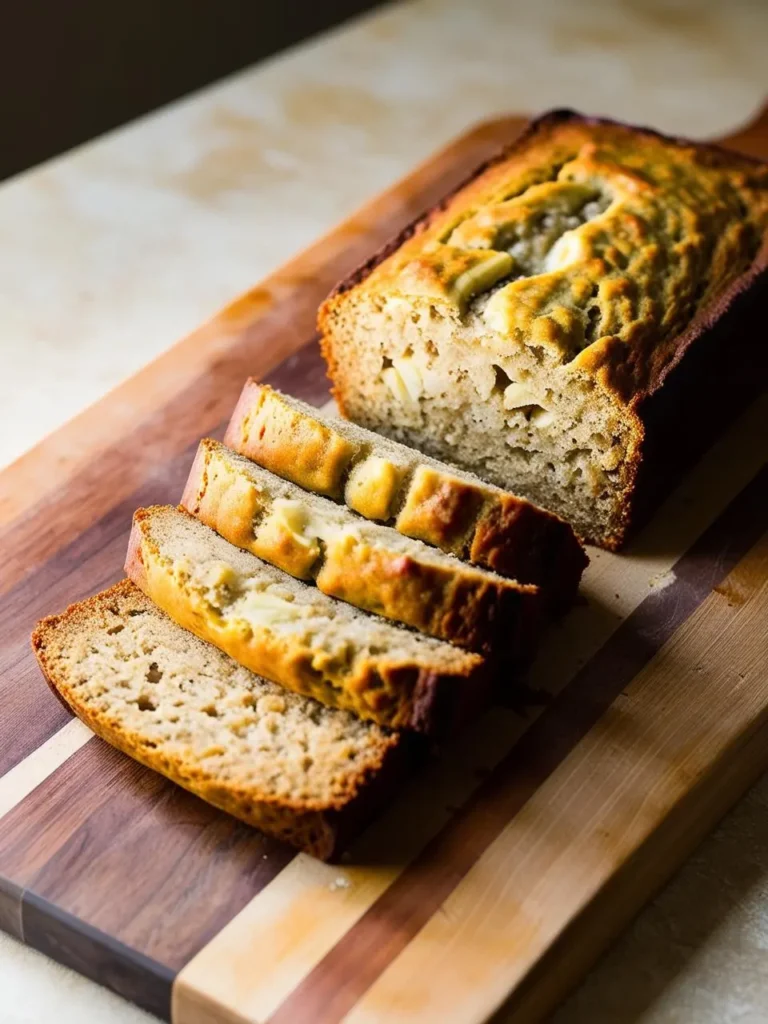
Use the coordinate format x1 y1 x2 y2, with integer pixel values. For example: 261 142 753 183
0 738 165 885
22 890 176 1021
0 339 326 1000
0 495 159 778
268 463 768 1024
0 876 23 942
263 334 331 405
0 661 72 781
0 738 294 969
0 340 329 779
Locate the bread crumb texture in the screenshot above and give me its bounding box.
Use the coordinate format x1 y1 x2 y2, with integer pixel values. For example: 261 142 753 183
128 506 484 732
320 113 768 546
32 581 401 857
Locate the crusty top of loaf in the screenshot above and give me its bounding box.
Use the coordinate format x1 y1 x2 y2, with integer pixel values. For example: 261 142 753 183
328 110 768 404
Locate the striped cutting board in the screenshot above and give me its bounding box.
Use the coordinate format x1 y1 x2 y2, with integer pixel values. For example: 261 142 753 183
1 108 768 1024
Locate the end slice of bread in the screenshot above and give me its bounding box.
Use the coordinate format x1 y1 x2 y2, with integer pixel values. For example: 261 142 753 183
225 381 587 612
181 439 540 657
125 506 490 735
32 581 409 860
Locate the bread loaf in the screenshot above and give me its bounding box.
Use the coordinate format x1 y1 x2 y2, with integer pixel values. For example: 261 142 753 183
319 110 768 548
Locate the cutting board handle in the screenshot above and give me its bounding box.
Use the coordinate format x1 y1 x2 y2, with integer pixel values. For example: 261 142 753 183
720 101 768 157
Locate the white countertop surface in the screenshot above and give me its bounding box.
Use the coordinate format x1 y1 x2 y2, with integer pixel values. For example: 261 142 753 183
2 0 767 1020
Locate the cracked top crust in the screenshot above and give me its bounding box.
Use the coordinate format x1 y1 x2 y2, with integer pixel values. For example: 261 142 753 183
332 110 768 406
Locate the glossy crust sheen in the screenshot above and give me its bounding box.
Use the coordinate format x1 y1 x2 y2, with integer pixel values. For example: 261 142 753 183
319 109 768 549
31 581 408 860
181 438 541 655
125 507 489 735
225 381 586 610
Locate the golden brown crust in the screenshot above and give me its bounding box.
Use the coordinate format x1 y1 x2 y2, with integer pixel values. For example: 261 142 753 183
225 379 357 497
323 109 768 405
395 465 486 552
181 439 540 654
124 507 488 735
318 109 768 550
226 383 586 608
31 581 407 860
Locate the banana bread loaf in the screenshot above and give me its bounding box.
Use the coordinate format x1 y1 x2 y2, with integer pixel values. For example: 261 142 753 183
225 381 586 609
125 506 490 734
182 439 540 655
319 110 768 548
32 581 408 860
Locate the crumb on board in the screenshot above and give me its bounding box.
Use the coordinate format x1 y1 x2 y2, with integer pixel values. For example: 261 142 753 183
648 569 676 591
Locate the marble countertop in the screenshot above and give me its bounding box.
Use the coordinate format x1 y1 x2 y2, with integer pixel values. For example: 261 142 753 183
2 0 767 1020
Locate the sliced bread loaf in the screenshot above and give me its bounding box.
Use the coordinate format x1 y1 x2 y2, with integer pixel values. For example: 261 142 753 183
32 581 409 860
181 439 540 656
225 380 587 611
125 506 490 734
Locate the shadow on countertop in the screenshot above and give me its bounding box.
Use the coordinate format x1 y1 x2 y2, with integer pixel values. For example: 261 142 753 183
1 0 387 182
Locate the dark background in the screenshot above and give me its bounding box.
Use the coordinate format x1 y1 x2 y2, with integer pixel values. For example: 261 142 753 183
2 0 385 182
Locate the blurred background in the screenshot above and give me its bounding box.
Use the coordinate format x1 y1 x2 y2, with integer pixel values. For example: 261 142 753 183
4 0 766 182
1 1 384 182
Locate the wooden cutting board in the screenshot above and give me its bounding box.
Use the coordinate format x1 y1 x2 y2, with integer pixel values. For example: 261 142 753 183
1 107 767 1024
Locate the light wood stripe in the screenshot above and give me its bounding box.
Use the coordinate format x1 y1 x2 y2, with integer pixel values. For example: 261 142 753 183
344 530 768 1024
266 472 767 1024
0 718 92 821
173 392 768 1024
173 708 531 1024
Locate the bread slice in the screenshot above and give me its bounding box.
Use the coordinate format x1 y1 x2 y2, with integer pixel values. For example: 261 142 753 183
32 581 409 860
318 110 768 548
225 381 586 611
125 506 490 735
181 439 540 657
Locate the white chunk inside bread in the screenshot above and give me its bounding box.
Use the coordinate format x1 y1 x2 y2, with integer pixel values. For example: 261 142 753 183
319 111 768 548
225 382 587 610
125 506 488 734
181 439 540 656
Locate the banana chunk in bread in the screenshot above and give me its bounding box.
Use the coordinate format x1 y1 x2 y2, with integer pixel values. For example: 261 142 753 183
125 506 490 734
225 381 586 611
32 581 407 860
182 439 540 656
319 110 768 548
